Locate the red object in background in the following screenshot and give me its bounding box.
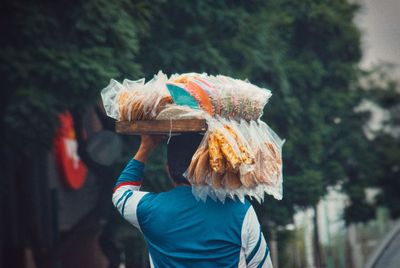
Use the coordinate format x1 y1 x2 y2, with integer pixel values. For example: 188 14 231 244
54 111 87 190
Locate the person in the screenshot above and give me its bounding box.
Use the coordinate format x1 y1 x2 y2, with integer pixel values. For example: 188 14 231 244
112 133 273 268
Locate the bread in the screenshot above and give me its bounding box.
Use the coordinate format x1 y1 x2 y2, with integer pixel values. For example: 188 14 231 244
223 171 242 189
241 170 257 188
211 171 223 189
187 147 203 180
194 148 209 185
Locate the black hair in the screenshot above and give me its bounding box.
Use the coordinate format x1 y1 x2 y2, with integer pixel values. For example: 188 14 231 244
167 132 203 182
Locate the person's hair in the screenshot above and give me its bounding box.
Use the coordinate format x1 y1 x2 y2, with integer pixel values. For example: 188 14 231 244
167 132 203 183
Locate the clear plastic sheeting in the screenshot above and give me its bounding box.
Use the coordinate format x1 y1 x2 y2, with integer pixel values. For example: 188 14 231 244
101 71 172 121
101 71 284 202
168 73 272 120
184 118 284 203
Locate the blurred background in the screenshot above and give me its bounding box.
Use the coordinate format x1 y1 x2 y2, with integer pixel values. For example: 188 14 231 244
0 0 399 267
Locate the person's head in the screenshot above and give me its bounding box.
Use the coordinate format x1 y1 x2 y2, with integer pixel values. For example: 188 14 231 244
167 132 203 185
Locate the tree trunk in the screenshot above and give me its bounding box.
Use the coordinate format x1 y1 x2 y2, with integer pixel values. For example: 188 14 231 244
313 205 323 268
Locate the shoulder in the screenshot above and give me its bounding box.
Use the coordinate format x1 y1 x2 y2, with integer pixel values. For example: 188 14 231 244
222 198 252 217
242 205 259 228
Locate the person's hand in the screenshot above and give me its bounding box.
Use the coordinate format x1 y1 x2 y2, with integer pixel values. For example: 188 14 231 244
139 135 163 151
134 135 164 163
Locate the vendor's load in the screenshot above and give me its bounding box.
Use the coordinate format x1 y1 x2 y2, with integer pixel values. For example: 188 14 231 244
101 71 284 202
185 119 283 202
101 72 173 121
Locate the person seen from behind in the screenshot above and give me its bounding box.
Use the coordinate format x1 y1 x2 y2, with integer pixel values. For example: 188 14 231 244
112 133 273 267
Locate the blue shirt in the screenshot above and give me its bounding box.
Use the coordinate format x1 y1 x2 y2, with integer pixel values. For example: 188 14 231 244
112 159 273 268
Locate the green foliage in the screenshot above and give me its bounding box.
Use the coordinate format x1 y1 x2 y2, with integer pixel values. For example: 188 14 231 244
133 0 367 226
1 0 143 152
343 67 400 222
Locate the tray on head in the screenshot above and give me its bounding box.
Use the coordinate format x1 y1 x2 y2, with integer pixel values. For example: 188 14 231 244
115 119 208 135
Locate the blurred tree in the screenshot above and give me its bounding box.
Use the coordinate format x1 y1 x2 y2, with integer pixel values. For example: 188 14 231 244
1 0 399 267
1 0 375 228
0 0 156 267
136 0 369 226
343 66 400 222
0 0 148 152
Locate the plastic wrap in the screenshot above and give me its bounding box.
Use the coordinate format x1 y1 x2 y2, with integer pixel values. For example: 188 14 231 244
101 71 284 203
167 73 272 120
102 72 272 122
155 104 205 120
101 71 172 121
200 75 272 120
183 117 283 203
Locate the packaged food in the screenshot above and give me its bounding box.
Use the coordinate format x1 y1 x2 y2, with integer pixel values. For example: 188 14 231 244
102 71 284 202
101 71 172 121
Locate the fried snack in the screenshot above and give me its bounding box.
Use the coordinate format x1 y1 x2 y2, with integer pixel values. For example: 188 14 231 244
187 147 204 180
254 150 272 184
226 160 238 173
118 91 130 120
263 155 279 186
118 90 172 121
211 171 223 189
223 125 255 165
131 100 144 120
241 170 257 188
208 133 225 174
254 150 265 183
223 171 242 189
266 142 282 165
264 142 281 180
171 75 191 84
214 131 241 170
253 145 281 186
155 96 173 115
194 148 210 185
118 91 145 121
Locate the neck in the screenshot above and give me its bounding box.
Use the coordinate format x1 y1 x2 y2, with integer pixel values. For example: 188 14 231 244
174 181 191 187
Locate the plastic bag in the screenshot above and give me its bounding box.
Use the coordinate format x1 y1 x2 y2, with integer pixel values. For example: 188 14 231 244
166 73 272 121
101 71 284 202
101 71 172 121
185 132 211 186
247 120 284 200
184 117 283 203
188 119 284 202
155 104 206 120
199 75 272 120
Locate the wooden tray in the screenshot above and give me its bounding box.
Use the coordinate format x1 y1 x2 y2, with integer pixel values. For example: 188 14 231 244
115 119 208 135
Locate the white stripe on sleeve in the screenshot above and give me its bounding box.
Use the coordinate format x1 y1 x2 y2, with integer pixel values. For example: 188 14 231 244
112 185 149 230
262 253 274 268
239 206 273 268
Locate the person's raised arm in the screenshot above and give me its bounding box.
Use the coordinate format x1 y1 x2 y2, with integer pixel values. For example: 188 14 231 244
112 135 162 228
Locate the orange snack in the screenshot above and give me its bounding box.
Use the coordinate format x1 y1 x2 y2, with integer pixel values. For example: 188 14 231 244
118 91 130 120
214 131 241 170
224 125 254 165
208 133 225 174
186 80 214 116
